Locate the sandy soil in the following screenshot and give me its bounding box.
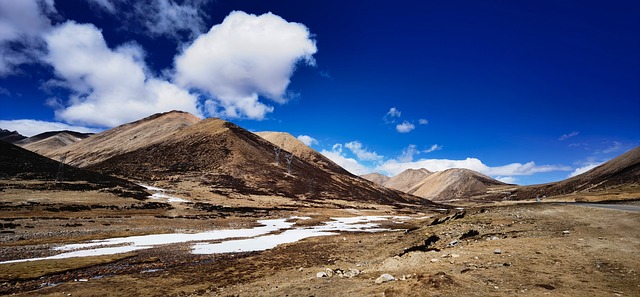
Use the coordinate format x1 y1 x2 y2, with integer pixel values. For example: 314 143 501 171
1 183 639 296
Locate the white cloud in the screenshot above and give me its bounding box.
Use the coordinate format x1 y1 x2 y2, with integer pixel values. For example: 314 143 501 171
568 162 603 178
423 144 442 153
320 144 371 175
383 107 401 123
84 0 211 40
0 119 101 137
599 141 623 154
0 0 55 76
375 157 571 177
174 11 317 120
44 21 202 127
418 118 429 125
396 121 415 133
559 131 579 141
345 141 383 161
398 144 418 162
495 176 517 184
297 135 318 146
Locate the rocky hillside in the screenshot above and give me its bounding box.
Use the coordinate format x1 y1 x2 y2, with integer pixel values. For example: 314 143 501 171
406 168 506 201
45 111 438 208
0 141 148 198
0 129 26 143
361 172 390 185
255 131 349 175
384 168 432 192
16 130 93 156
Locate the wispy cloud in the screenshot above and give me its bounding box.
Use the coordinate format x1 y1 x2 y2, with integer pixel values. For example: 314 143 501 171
396 121 415 133
345 141 384 161
423 144 442 153
568 162 603 178
383 107 401 123
418 119 429 125
559 131 579 141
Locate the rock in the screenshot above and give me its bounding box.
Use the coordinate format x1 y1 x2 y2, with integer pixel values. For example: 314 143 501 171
448 239 459 247
343 268 360 278
316 272 328 278
430 258 440 263
562 230 570 235
451 254 460 258
375 273 395 284
494 249 503 254
325 268 334 277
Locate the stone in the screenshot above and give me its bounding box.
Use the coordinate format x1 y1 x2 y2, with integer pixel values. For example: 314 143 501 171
562 230 570 235
494 249 503 254
448 240 459 247
316 272 328 278
430 258 440 263
343 268 360 278
325 268 334 277
375 273 395 284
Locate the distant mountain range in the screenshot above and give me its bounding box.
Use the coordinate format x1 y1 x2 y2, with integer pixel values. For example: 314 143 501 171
362 146 640 202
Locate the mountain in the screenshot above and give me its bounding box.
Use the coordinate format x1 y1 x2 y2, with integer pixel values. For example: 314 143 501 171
255 131 349 175
513 146 640 199
46 111 437 208
0 140 147 198
48 111 201 168
0 129 26 144
16 130 93 156
383 168 432 192
361 172 390 185
407 168 506 201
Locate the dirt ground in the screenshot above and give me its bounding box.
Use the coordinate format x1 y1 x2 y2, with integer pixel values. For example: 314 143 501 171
1 182 639 296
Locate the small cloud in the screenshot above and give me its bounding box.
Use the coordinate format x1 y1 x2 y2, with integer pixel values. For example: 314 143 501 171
319 70 332 79
0 87 10 96
345 141 384 161
396 121 415 133
559 131 579 141
598 141 623 154
423 144 442 153
398 144 419 162
320 144 372 175
383 107 401 123
418 119 429 125
496 176 517 184
568 162 603 178
297 135 318 146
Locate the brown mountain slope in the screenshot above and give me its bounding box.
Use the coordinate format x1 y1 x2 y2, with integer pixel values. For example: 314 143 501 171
384 168 432 192
48 111 200 167
513 146 640 199
0 141 147 199
255 131 350 175
17 130 93 156
46 111 438 208
361 172 391 185
408 168 506 201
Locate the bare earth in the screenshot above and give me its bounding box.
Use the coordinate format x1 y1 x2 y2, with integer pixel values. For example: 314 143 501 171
1 182 638 296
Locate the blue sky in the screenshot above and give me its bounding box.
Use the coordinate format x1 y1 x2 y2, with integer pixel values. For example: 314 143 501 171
1 0 638 185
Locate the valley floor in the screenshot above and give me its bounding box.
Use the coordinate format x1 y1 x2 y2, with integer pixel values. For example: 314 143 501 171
1 184 639 296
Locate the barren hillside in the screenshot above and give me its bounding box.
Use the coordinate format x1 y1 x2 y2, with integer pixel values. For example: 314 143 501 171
408 168 506 201
384 168 432 192
361 172 390 185
255 131 349 175
17 131 93 156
